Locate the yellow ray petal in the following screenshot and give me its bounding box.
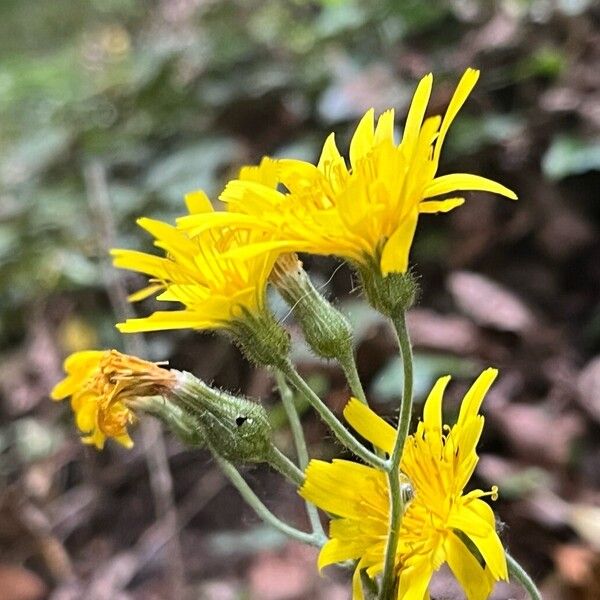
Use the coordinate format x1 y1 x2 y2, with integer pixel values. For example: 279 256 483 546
111 249 171 279
374 109 395 145
444 532 494 600
116 311 221 333
115 433 135 449
457 368 498 429
224 239 309 261
176 211 264 237
352 561 366 600
422 375 451 432
424 174 517 200
397 556 434 600
51 351 105 400
343 398 396 454
433 68 480 166
380 210 419 275
401 73 433 159
418 197 465 214
318 538 362 571
300 459 385 519
318 132 344 170
448 498 508 581
349 109 375 170
239 156 279 187
127 283 164 303
184 190 213 214
63 350 104 375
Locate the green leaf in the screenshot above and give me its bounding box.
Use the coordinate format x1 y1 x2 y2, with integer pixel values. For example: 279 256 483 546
370 352 478 403
542 135 600 180
144 138 241 204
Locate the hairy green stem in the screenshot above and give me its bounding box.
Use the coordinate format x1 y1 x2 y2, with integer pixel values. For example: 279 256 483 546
213 452 326 547
281 360 387 470
507 552 542 600
338 346 386 460
267 446 306 487
275 372 326 538
379 312 414 599
338 346 369 406
275 372 311 469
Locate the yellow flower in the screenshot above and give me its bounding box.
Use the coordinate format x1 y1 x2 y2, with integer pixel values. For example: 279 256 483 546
183 69 516 275
51 349 175 449
300 368 508 599
111 191 281 333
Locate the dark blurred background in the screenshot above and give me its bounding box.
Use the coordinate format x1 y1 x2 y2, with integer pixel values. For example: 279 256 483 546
1 1 599 598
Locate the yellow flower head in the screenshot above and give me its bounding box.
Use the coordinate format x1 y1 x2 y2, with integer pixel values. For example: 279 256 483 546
51 349 175 449
188 69 516 275
111 191 281 333
300 368 508 600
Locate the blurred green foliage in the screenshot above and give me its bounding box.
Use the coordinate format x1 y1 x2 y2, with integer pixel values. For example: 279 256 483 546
2 0 598 350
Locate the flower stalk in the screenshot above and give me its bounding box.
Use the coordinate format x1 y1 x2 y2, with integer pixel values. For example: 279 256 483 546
280 360 387 470
276 372 326 538
379 312 414 599
213 452 326 548
265 445 306 487
507 553 543 600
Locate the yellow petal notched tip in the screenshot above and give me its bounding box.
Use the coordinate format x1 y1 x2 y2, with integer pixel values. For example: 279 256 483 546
184 189 213 214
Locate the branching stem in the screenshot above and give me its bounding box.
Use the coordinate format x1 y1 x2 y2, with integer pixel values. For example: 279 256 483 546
280 361 387 470
213 452 326 548
275 372 325 538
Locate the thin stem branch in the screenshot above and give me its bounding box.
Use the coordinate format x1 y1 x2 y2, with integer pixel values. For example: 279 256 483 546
507 552 542 600
281 360 388 470
213 453 326 548
338 346 388 459
338 346 368 405
379 312 414 600
267 447 306 487
276 372 310 469
275 372 325 538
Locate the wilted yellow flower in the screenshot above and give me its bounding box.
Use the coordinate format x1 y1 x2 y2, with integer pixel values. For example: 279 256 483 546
111 191 281 333
300 368 507 599
51 349 175 449
183 69 516 276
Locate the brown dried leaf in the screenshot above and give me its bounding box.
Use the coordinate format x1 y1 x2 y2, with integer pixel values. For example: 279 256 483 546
448 271 536 333
487 402 584 466
406 309 478 354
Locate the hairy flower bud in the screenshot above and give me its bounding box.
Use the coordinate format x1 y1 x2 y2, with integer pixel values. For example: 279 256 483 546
230 308 291 369
359 267 419 317
271 253 354 361
172 371 274 463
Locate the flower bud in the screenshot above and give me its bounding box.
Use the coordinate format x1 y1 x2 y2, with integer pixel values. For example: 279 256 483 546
230 308 291 369
172 371 274 463
359 267 419 317
270 253 353 361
